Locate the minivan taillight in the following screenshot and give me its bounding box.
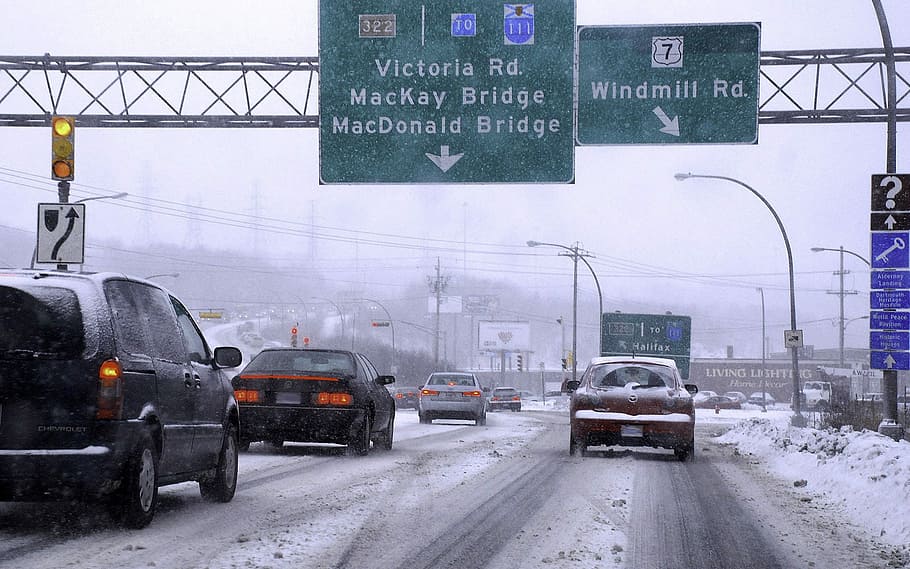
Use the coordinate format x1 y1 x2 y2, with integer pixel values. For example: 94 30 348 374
96 359 124 420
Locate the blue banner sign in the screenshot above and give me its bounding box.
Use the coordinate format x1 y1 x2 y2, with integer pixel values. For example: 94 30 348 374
870 331 910 351
871 232 910 269
871 290 910 309
871 270 910 290
870 310 910 330
872 350 910 370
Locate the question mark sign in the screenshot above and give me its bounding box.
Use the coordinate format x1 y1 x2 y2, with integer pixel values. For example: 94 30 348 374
883 175 903 210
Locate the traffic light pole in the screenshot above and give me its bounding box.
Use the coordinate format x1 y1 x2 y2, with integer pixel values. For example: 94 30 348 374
56 180 70 271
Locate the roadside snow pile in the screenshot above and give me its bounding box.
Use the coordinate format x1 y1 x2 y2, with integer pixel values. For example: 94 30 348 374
716 419 910 548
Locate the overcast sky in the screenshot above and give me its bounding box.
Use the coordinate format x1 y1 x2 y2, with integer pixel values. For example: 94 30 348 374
1 1 907 359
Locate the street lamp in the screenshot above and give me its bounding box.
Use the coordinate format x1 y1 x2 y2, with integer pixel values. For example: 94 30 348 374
810 246 871 367
311 297 345 343
675 172 805 426
526 240 603 383
756 287 767 412
356 298 397 373
30 191 130 269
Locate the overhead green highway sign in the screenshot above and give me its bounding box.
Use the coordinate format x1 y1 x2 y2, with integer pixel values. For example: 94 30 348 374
601 313 692 378
319 1 575 184
576 23 760 145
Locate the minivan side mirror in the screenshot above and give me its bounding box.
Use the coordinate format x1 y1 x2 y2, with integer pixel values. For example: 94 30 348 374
564 380 581 392
684 384 699 395
214 346 243 368
377 374 396 385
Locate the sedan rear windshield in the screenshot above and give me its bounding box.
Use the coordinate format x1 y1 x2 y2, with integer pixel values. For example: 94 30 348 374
428 374 477 386
244 350 355 375
0 285 85 358
493 388 518 397
589 364 674 389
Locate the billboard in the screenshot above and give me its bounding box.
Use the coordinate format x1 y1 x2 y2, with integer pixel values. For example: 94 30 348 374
478 320 530 352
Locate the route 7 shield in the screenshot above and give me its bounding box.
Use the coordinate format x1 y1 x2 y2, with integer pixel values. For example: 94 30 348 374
36 203 85 264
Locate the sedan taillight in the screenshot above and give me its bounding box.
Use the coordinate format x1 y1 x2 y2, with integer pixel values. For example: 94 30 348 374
462 390 482 397
316 392 353 406
234 389 261 404
421 389 439 396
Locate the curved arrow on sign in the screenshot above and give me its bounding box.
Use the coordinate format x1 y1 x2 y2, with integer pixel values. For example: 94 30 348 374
51 207 79 260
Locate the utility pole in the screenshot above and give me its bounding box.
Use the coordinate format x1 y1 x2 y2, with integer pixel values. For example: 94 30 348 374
427 258 449 368
824 247 858 367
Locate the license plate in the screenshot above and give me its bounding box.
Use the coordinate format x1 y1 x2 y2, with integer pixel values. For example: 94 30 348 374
445 392 460 399
621 424 643 437
275 392 301 405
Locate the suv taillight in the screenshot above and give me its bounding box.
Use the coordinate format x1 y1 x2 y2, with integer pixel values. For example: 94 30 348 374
96 359 124 420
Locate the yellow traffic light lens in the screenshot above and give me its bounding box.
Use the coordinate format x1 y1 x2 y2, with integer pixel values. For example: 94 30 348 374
53 117 73 137
52 138 73 157
53 160 73 179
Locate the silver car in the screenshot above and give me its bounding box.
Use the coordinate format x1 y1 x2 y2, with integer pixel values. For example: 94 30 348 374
418 372 487 426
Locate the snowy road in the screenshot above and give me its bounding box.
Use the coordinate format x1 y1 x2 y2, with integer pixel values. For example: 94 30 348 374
0 409 892 569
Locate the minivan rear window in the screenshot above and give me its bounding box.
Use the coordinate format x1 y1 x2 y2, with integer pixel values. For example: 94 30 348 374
0 285 85 358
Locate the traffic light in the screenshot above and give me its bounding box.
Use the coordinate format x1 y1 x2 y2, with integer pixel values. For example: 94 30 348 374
51 116 75 181
516 354 523 372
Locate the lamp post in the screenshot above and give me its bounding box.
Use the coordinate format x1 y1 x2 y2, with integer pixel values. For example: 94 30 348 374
810 246 871 367
30 191 130 270
527 240 603 383
145 272 179 280
311 297 345 344
675 173 805 426
357 297 397 373
756 287 768 412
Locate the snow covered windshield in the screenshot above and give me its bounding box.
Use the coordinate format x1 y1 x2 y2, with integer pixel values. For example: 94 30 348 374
590 364 674 389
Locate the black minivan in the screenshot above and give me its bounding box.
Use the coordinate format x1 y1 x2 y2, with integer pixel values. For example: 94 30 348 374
0 270 243 528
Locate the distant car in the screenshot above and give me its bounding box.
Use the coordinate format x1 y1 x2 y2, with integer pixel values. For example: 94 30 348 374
418 372 487 425
695 395 741 410
389 385 419 409
0 270 244 528
747 392 776 406
723 391 748 404
232 348 395 455
692 390 718 404
489 387 522 412
566 356 698 461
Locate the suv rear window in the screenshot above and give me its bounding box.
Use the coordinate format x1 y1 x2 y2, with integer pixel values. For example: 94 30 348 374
0 285 85 358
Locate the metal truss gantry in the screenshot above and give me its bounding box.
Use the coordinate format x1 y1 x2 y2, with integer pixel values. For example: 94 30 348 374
0 48 907 128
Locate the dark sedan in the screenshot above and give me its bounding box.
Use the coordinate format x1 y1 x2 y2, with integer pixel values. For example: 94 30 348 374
389 385 419 409
232 348 395 455
695 395 742 410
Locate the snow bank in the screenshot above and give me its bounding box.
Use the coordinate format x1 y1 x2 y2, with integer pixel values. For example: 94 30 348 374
716 418 910 547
